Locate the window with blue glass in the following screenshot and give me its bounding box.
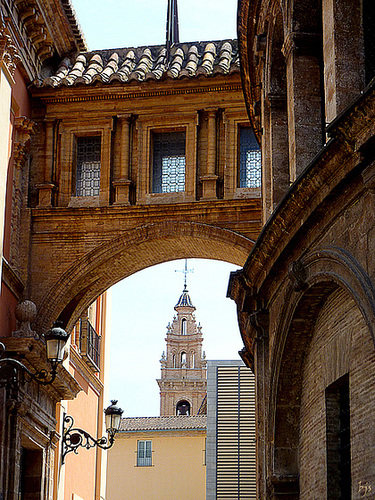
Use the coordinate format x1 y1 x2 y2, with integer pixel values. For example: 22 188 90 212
238 126 261 188
75 136 101 196
152 131 186 193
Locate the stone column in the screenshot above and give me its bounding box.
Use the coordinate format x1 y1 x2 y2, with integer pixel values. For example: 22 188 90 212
37 119 56 208
113 114 132 205
282 32 323 181
37 120 56 208
322 0 363 122
201 109 218 199
10 118 36 267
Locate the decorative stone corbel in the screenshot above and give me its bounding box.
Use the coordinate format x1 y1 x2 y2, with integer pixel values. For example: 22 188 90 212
288 260 308 292
248 308 269 341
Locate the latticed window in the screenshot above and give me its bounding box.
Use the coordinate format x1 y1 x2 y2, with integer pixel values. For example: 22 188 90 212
152 131 186 193
137 440 152 466
76 136 101 196
238 126 261 188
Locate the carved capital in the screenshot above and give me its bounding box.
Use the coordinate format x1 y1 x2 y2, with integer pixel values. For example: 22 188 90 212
288 260 308 292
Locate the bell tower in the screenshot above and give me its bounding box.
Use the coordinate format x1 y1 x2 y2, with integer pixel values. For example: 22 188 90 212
157 264 207 416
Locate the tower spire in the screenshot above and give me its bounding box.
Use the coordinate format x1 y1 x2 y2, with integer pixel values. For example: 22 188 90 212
175 259 194 291
166 0 179 53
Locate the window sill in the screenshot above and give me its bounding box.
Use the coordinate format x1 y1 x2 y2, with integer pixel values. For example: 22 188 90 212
68 196 100 208
141 192 194 205
232 187 261 199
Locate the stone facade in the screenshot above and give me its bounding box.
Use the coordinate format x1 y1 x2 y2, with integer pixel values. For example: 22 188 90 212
26 40 261 334
230 0 375 498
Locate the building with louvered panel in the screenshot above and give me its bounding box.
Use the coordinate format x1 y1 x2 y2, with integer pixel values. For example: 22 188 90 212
206 360 256 500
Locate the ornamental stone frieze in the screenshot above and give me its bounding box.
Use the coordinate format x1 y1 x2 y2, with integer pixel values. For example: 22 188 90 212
0 26 20 77
13 116 37 168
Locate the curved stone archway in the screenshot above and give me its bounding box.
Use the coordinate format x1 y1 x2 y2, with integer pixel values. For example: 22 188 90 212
268 246 375 494
35 220 254 332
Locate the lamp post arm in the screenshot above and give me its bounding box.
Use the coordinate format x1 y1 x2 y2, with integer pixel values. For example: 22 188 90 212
0 357 57 388
61 414 116 464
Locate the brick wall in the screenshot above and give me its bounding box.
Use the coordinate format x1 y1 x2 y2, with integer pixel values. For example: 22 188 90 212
299 287 375 498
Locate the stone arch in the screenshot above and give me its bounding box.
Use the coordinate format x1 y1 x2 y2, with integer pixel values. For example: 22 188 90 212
269 247 375 493
36 220 254 332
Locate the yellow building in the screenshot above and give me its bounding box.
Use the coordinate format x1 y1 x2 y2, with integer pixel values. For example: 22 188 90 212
107 415 207 500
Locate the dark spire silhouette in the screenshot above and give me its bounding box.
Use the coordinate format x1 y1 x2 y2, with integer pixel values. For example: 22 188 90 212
166 0 179 54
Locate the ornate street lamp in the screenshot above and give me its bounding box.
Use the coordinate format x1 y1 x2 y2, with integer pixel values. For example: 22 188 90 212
0 321 70 388
61 400 123 463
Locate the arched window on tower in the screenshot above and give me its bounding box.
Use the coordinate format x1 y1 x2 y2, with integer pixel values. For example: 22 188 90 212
181 318 187 335
181 351 187 367
176 400 191 415
172 354 176 368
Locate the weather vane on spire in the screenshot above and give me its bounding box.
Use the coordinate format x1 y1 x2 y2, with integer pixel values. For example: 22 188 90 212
175 259 194 290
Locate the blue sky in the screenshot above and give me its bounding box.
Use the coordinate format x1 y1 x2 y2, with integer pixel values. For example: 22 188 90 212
70 0 242 417
72 0 237 50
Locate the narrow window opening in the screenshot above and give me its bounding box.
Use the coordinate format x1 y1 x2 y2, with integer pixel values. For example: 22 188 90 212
238 126 261 188
152 131 186 193
181 351 187 367
181 318 187 335
75 136 101 196
326 374 351 500
137 440 152 466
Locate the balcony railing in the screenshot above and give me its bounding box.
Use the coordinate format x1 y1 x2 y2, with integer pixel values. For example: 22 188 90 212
79 318 101 371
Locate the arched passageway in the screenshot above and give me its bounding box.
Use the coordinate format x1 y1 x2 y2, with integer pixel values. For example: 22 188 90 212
34 221 254 332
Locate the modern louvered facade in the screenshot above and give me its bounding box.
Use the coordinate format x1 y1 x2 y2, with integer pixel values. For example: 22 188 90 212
206 360 256 499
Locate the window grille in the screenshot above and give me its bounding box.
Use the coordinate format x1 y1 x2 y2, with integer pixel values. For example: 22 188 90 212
152 131 186 193
239 127 261 188
137 440 152 466
76 136 101 196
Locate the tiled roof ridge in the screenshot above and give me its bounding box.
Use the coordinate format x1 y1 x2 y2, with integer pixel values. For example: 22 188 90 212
119 414 207 432
39 39 239 88
122 415 206 422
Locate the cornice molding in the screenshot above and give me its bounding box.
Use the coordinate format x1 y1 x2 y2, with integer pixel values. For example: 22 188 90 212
33 83 243 105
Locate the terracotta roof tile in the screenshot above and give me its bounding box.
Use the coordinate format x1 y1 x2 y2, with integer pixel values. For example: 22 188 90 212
39 39 239 88
119 415 207 432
